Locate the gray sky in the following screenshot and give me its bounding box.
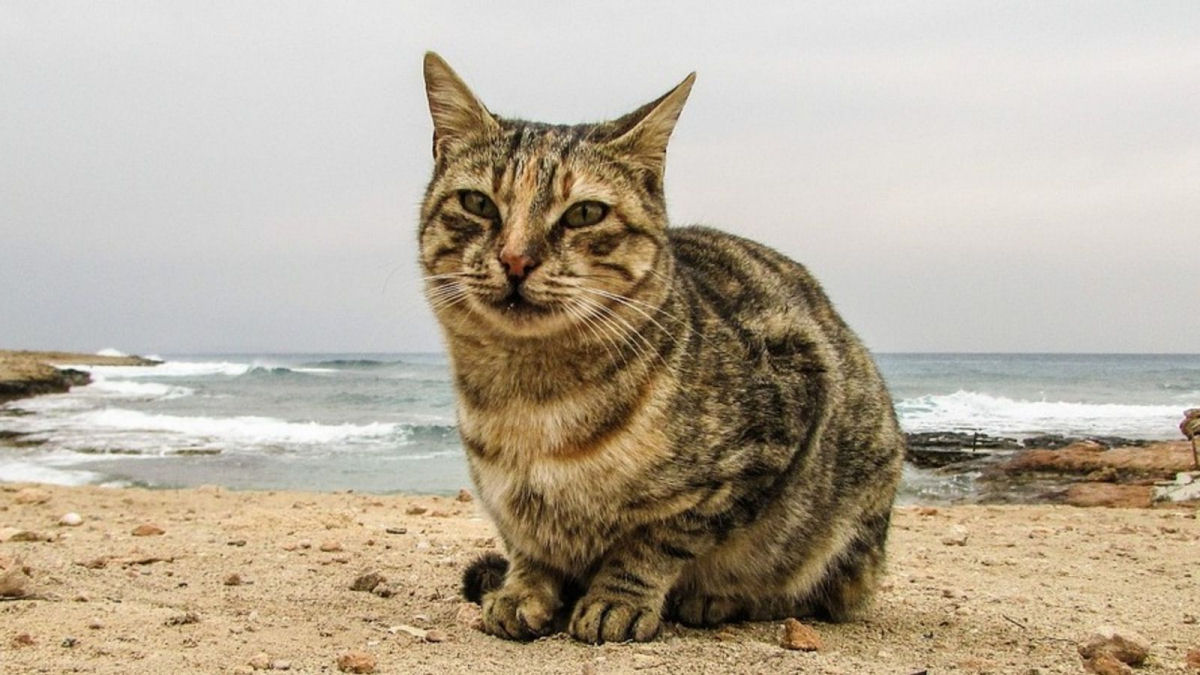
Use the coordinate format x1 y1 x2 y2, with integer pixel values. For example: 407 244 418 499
2 1 1197 354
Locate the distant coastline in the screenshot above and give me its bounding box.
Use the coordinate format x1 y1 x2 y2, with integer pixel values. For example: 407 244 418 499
0 350 158 403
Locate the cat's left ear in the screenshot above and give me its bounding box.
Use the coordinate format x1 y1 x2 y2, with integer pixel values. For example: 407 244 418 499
601 72 696 172
423 52 500 159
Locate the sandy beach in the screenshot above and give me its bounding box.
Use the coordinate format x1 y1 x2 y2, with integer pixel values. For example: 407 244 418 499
3 351 1199 673
1 483 1197 674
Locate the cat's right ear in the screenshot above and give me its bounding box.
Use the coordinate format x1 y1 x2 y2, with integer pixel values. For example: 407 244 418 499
423 52 499 159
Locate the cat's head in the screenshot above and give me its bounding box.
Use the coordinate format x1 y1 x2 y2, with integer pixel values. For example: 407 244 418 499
418 52 693 339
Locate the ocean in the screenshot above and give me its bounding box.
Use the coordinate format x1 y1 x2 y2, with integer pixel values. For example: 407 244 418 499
2 352 1197 502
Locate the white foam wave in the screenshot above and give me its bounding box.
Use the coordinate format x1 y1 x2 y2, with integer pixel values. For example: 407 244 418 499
0 457 102 486
87 360 252 378
75 408 400 446
95 347 128 357
87 379 194 400
896 390 1183 438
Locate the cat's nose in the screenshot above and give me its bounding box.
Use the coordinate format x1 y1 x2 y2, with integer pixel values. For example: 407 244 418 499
499 249 538 279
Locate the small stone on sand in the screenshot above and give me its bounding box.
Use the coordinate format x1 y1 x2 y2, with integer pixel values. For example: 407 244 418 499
14 488 50 505
248 652 271 670
319 540 343 553
424 629 448 643
941 525 969 546
59 512 83 527
405 505 428 516
455 489 473 503
780 618 822 651
1078 625 1150 668
224 573 243 586
131 523 165 537
350 571 385 592
11 633 35 647
336 650 376 673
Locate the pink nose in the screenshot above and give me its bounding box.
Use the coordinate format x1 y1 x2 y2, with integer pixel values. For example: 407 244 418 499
499 249 537 279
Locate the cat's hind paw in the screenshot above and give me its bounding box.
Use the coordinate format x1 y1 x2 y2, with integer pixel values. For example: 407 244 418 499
568 594 662 644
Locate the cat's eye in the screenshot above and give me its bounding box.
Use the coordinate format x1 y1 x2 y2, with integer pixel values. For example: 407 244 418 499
458 190 499 219
560 201 609 228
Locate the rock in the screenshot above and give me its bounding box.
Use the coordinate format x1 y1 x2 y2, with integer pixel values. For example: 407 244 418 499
87 620 103 630
384 527 407 535
248 652 271 670
14 487 50 504
1082 651 1132 675
224 573 244 586
941 525 969 546
0 564 32 598
59 512 83 527
1067 483 1154 509
405 505 428 515
0 527 49 543
164 611 200 626
424 629 448 643
61 636 78 648
336 650 376 673
11 633 35 647
780 618 821 651
319 540 343 553
1186 649 1200 670
131 523 165 537
350 571 385 592
454 602 482 629
271 660 292 671
1078 625 1150 668
429 510 451 518
456 488 473 503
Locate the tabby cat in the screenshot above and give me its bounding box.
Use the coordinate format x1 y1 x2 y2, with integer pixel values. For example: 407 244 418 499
418 52 904 644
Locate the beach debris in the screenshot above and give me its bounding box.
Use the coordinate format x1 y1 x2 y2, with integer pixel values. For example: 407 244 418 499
11 633 35 647
336 650 376 673
405 505 428 515
59 512 83 526
13 487 50 505
1078 625 1149 673
164 610 201 626
780 618 822 651
1181 409 1200 470
61 636 78 648
350 571 386 593
131 523 165 537
319 540 343 553
940 525 969 546
456 488 474 503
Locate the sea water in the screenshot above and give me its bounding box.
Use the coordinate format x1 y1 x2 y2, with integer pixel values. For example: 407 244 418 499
1 352 1197 500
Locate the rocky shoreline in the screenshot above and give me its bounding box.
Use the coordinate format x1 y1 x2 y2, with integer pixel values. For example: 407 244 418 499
0 350 158 403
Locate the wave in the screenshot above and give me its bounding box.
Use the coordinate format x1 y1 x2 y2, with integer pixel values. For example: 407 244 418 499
896 390 1184 438
88 360 253 378
72 408 401 446
303 359 393 368
87 379 194 400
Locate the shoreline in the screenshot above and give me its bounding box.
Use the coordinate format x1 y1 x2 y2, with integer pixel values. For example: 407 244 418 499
2 482 1198 673
0 350 159 403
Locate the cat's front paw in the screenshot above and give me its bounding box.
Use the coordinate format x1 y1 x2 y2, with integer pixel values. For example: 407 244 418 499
481 585 559 641
569 594 662 644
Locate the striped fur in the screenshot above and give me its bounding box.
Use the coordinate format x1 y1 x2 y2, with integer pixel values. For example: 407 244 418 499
418 52 905 644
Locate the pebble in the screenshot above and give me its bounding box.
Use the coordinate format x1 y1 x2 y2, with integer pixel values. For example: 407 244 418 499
336 650 376 673
87 620 103 630
248 652 271 670
164 611 201 626
941 525 969 546
61 636 78 648
0 565 31 598
59 512 83 527
11 633 35 647
424 629 448 643
0 527 48 543
454 602 482 629
319 540 343 553
131 523 165 537
780 618 822 651
455 488 474 503
1078 625 1150 668
271 660 292 671
350 571 386 592
405 505 428 516
224 573 244 586
385 527 407 535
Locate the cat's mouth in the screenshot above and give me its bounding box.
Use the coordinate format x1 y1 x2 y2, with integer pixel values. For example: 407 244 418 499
486 285 552 320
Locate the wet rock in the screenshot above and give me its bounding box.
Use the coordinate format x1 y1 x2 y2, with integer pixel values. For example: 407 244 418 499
1078 625 1149 669
780 618 821 651
131 523 165 537
456 489 473 503
350 571 385 592
336 650 376 673
59 512 83 527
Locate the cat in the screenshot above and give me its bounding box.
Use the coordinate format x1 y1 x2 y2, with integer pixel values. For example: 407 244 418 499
417 51 905 644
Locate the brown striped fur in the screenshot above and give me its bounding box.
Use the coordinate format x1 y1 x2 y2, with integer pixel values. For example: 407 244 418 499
418 52 905 644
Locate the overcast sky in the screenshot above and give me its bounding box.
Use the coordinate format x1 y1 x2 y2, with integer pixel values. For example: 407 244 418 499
2 1 1197 354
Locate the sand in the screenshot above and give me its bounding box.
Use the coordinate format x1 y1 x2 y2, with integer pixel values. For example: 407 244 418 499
1 483 1198 674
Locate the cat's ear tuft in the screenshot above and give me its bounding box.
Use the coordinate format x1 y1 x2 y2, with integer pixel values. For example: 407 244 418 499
601 72 695 171
423 52 499 158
